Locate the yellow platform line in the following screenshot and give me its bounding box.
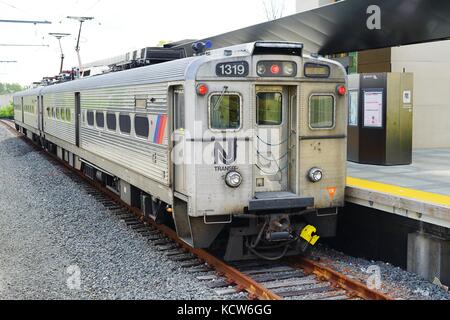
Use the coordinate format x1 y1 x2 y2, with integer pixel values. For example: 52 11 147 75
346 177 450 208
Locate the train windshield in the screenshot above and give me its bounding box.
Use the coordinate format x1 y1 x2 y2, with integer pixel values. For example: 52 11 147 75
210 94 241 130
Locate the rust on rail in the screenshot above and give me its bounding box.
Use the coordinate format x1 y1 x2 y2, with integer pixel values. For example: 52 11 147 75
152 223 282 301
288 257 394 300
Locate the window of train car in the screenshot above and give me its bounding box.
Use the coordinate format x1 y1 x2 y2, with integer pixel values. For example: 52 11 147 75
96 111 105 128
119 114 131 134
61 108 66 121
135 115 149 138
257 92 282 126
52 108 56 119
209 94 241 130
66 109 71 123
47 108 51 118
87 111 94 126
107 113 117 131
56 108 61 120
174 90 185 130
309 95 335 129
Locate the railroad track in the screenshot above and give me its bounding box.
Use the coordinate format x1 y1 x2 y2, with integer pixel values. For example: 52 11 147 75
0 119 393 301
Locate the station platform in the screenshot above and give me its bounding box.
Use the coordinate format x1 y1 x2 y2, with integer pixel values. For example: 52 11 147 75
345 148 450 229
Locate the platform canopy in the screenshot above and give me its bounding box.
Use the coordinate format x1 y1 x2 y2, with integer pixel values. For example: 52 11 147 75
171 0 450 56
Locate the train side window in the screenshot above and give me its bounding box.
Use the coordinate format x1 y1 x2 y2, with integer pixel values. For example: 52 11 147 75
257 92 282 126
309 95 335 129
47 108 50 118
66 109 71 122
209 94 241 130
52 108 55 119
119 114 131 134
107 113 117 131
135 115 149 138
174 90 185 130
61 108 66 121
87 111 94 126
56 108 61 120
96 111 105 128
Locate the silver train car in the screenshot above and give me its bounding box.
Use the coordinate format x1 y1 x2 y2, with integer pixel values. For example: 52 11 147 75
13 41 347 260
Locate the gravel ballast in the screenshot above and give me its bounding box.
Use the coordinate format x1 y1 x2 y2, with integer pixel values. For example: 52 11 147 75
311 245 450 300
0 125 239 300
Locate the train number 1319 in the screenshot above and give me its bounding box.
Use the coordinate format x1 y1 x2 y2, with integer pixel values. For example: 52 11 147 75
216 61 249 77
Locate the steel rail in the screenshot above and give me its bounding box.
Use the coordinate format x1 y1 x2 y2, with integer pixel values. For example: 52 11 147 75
288 257 394 300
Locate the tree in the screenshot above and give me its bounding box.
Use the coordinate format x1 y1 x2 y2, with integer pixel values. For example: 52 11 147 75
0 82 23 95
263 0 285 21
156 40 172 47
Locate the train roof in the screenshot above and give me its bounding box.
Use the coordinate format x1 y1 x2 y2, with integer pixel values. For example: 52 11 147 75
14 41 307 98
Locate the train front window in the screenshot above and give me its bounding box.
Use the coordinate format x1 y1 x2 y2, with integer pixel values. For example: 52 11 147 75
309 95 335 129
209 94 241 130
257 92 282 126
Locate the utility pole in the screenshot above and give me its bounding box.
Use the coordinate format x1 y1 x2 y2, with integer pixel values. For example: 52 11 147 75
67 16 94 75
49 33 71 73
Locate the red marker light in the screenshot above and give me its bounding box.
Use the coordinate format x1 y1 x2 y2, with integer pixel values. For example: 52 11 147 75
270 64 280 75
337 85 347 96
196 84 208 96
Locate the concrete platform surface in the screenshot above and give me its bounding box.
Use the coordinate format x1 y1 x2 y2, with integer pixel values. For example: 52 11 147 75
348 148 450 198
346 149 450 229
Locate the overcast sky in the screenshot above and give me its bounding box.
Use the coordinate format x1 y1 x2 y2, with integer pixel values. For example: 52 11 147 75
0 0 295 85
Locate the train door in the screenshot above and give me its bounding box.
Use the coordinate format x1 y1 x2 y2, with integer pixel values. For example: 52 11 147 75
38 95 44 133
21 97 24 123
172 87 186 195
75 92 81 147
255 85 291 193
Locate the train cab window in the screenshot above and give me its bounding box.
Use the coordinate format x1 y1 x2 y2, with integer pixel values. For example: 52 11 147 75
119 114 131 134
209 94 241 130
257 92 282 126
309 95 335 129
107 113 117 131
96 111 105 128
87 111 94 126
135 115 149 138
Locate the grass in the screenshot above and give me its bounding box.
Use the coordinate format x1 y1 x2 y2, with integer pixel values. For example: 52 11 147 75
0 103 14 119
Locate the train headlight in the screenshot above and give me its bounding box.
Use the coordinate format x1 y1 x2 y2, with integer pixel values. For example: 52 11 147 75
308 168 323 183
257 64 267 76
225 171 242 188
283 62 295 76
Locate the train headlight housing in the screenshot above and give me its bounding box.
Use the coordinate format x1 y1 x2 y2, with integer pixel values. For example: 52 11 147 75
225 171 242 188
308 168 323 183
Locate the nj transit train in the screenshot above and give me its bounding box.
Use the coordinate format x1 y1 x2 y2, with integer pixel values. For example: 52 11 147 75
13 41 347 260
